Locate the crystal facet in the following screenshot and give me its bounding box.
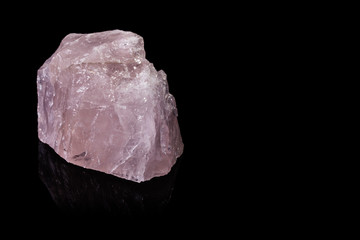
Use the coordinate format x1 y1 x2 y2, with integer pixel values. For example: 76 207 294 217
37 30 183 182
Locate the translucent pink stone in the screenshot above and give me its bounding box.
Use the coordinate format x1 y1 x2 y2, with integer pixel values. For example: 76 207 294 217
37 30 183 182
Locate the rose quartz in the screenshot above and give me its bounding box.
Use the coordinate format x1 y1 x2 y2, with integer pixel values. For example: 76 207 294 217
37 30 183 182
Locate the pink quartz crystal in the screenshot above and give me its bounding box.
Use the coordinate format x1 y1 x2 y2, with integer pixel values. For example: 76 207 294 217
37 30 183 182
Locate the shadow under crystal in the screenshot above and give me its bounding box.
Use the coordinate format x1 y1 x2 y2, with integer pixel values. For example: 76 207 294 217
37 140 181 216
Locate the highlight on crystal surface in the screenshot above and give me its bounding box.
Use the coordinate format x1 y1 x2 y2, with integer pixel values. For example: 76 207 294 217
37 30 183 182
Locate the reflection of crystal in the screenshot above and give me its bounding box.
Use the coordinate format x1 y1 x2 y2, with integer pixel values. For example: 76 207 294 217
38 140 181 216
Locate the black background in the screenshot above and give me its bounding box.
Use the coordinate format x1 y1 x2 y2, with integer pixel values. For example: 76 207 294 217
2 3 307 235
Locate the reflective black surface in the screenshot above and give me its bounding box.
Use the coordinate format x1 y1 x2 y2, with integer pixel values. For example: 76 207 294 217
38 140 181 216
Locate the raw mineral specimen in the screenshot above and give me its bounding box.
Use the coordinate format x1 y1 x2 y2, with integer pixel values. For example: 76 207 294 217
37 30 183 182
